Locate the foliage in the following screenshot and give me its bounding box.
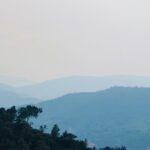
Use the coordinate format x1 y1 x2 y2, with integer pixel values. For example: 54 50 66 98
0 105 126 150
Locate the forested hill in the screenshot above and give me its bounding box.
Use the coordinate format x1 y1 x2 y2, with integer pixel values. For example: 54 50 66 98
35 87 150 150
0 105 126 150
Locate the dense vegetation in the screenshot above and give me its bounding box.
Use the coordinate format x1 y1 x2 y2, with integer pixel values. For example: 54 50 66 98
0 105 126 150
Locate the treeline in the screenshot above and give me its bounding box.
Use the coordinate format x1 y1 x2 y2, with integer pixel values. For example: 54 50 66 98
0 105 126 150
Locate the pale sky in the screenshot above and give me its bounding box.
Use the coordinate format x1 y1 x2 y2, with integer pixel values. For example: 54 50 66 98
0 0 150 81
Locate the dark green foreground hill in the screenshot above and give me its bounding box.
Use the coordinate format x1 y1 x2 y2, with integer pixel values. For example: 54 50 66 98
35 87 150 150
0 105 126 150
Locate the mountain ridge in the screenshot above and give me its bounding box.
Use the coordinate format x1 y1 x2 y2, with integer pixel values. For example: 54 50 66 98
0 88 40 107
17 75 150 100
34 87 150 150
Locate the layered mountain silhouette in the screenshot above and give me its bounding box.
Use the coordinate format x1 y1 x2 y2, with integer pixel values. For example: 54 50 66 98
1 76 150 149
33 87 150 150
1 75 150 107
0 86 40 107
17 75 150 99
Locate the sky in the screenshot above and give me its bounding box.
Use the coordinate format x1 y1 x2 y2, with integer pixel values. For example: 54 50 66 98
0 0 150 81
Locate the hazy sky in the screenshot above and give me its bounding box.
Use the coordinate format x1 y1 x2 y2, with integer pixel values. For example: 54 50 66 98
0 0 150 81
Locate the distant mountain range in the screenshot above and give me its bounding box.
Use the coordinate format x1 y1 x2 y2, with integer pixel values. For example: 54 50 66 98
1 75 150 107
17 75 150 99
1 76 150 149
0 87 40 108
33 87 150 150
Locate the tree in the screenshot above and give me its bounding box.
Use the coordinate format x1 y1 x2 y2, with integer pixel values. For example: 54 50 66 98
17 105 42 122
50 124 60 138
61 130 77 140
